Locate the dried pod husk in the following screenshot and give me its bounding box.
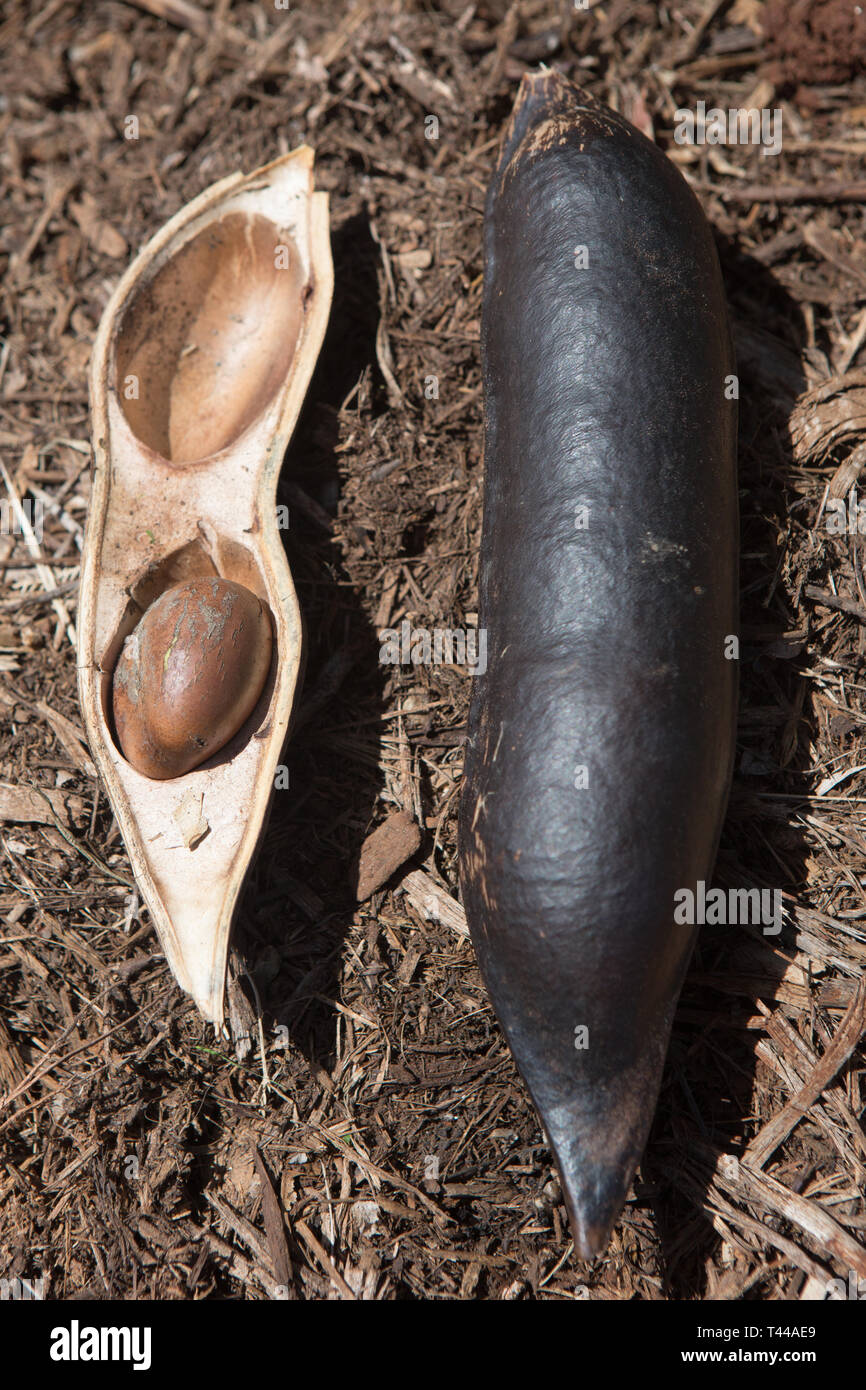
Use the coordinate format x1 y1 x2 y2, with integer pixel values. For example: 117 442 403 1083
112 578 273 780
459 74 738 1258
78 147 333 1025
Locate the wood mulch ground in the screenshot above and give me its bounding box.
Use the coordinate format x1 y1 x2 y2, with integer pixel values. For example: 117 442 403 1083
1 0 865 1300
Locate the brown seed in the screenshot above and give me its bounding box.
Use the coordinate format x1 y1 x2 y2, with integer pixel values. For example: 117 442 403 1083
112 577 273 779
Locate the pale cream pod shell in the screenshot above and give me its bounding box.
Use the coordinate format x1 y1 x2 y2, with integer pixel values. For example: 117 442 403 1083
78 147 333 1026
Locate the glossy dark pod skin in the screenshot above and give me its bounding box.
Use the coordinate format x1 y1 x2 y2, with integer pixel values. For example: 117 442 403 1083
459 72 738 1258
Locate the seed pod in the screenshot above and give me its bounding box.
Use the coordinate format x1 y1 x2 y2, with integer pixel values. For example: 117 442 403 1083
459 74 738 1257
112 578 273 780
78 146 333 1023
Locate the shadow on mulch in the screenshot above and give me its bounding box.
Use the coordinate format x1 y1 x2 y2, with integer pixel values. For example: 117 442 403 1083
233 213 396 1075
647 247 812 1294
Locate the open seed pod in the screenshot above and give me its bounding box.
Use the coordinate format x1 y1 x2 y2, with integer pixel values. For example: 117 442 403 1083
78 147 333 1026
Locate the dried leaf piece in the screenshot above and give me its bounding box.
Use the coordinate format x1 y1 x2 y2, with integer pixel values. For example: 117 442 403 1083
253 1148 293 1293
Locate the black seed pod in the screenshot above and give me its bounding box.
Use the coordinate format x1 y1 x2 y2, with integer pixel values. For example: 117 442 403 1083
459 72 738 1258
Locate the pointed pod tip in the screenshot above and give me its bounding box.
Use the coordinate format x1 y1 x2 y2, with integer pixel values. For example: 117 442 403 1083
509 69 568 125
527 1068 662 1263
571 1222 616 1264
554 1154 636 1262
494 69 598 192
560 1183 624 1263
513 67 589 113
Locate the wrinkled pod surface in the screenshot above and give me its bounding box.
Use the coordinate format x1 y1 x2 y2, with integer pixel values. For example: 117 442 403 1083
79 148 333 1026
459 73 738 1257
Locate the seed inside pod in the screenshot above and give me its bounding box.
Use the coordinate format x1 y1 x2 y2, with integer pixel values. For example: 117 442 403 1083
112 577 273 780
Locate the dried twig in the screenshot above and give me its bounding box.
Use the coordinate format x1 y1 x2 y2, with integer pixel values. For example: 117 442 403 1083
0 457 76 647
744 981 866 1169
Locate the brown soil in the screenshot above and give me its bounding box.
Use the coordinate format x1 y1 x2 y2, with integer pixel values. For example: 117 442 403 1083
763 0 866 88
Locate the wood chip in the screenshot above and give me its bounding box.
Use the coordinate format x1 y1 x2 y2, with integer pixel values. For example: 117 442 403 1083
744 980 866 1169
790 373 866 465
253 1147 293 1294
70 193 127 259
353 809 420 901
36 701 97 778
803 219 866 288
805 585 866 623
0 781 68 826
401 869 469 939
